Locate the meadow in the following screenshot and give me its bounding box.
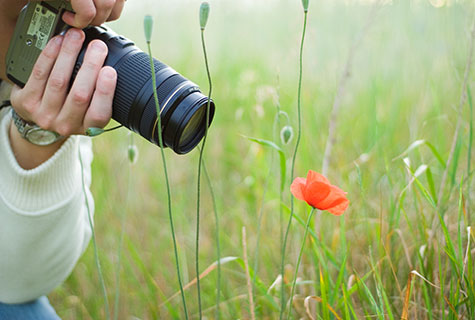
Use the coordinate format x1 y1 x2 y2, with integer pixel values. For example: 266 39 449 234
50 0 474 318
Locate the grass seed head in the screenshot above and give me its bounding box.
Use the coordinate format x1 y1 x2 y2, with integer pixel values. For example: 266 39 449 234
200 2 210 30
144 15 154 43
128 145 139 164
301 0 309 12
86 127 105 137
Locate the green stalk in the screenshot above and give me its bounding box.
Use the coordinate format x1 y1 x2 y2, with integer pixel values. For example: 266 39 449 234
286 208 315 320
146 41 189 319
253 108 283 289
201 158 221 319
252 161 273 287
113 135 134 320
280 9 308 319
194 25 213 320
78 148 110 320
467 87 473 225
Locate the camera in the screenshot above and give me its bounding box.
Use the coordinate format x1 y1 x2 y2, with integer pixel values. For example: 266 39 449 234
6 1 215 154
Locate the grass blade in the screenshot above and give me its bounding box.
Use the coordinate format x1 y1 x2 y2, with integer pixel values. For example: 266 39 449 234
244 136 286 192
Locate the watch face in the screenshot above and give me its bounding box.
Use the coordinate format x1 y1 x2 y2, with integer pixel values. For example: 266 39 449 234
26 128 60 146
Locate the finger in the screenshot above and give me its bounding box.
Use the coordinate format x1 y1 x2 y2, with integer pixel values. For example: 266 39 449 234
36 29 85 129
89 0 116 26
10 36 64 118
56 40 109 136
107 0 125 21
82 66 116 131
18 36 63 104
62 0 97 28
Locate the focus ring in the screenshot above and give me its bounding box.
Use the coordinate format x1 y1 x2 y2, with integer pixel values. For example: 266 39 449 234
113 51 167 127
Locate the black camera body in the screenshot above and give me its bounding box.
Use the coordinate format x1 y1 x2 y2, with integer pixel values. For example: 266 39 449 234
6 1 215 154
6 1 73 86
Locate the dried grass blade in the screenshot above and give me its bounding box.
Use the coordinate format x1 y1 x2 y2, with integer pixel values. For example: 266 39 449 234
443 296 459 318
395 229 413 269
462 227 471 286
159 257 237 307
242 227 256 320
400 272 413 320
304 296 342 320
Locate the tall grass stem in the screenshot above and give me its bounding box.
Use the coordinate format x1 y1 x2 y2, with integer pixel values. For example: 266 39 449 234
252 163 273 289
253 106 283 290
436 19 475 208
201 158 221 319
321 2 380 176
467 87 473 225
146 41 189 319
242 227 256 320
194 26 214 320
280 10 308 319
78 147 110 320
113 136 133 320
287 208 315 320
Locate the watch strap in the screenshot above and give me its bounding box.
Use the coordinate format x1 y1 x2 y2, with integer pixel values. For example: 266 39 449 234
10 107 62 146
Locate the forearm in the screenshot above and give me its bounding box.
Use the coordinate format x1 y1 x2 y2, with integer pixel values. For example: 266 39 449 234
0 109 95 303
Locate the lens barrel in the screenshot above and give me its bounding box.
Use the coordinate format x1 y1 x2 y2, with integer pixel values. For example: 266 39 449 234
76 26 214 154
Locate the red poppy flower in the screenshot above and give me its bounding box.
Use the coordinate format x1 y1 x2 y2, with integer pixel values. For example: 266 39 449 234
291 170 349 215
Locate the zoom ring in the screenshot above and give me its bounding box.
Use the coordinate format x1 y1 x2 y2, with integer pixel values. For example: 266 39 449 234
112 51 167 126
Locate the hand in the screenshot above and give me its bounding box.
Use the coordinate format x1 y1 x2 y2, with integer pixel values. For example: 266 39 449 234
10 28 117 137
59 0 126 29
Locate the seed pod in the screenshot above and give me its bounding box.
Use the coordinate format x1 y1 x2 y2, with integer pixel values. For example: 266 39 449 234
278 110 290 122
280 125 294 144
301 0 309 12
128 145 139 164
200 2 210 30
86 127 105 137
144 15 154 43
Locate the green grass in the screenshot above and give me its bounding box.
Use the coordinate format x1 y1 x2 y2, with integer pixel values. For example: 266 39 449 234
50 0 474 319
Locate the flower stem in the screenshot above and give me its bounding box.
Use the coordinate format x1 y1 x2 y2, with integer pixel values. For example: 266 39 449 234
194 27 213 320
201 157 221 319
253 102 283 290
113 135 133 320
286 207 315 320
146 42 189 319
279 9 308 320
78 147 110 320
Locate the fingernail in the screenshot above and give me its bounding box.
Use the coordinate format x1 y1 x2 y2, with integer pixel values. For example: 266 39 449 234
91 41 106 52
54 36 64 45
68 29 82 40
102 67 116 80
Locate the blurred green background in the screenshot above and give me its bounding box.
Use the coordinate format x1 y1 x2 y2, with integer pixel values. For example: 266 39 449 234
50 0 474 318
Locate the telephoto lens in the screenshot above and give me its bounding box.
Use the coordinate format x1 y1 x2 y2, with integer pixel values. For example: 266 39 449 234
75 26 215 154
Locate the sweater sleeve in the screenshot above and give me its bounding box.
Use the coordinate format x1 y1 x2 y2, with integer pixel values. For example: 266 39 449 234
0 107 94 304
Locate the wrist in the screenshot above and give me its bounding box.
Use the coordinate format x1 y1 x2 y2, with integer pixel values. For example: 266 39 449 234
11 108 64 146
9 117 66 170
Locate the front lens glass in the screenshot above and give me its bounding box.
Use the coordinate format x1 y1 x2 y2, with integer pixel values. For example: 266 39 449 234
179 106 207 147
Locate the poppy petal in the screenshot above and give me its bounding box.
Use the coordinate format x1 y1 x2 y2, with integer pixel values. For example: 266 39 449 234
290 177 307 201
307 170 330 185
303 181 331 208
318 184 348 211
327 198 349 216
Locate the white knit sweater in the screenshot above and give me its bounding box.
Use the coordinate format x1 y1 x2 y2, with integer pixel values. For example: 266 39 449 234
0 82 94 304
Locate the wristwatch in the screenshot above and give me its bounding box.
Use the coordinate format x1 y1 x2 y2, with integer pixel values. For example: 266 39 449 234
11 109 63 146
